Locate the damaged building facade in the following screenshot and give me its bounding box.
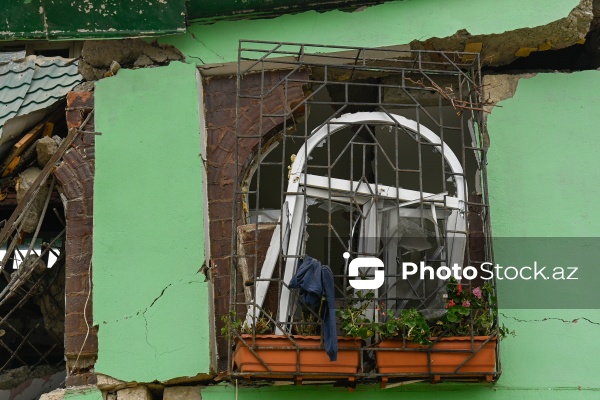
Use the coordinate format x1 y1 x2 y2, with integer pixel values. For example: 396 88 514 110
0 0 599 399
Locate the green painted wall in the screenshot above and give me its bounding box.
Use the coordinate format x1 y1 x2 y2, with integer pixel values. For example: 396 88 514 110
487 72 600 313
487 72 600 238
159 0 580 65
94 62 210 383
486 72 600 396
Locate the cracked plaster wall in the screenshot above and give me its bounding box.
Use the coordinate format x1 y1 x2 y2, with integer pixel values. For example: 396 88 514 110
484 71 600 393
93 62 211 383
157 0 590 71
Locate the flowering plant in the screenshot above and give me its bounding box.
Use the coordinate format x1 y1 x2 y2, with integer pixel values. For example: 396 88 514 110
431 278 512 338
374 278 512 344
337 279 512 344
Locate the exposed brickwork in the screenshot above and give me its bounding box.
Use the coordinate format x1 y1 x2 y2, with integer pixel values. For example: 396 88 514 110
54 90 97 386
203 70 308 370
64 369 98 387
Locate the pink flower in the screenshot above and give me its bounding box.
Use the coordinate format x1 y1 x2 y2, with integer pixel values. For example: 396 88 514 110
462 300 470 307
447 299 456 308
457 284 463 294
472 287 482 299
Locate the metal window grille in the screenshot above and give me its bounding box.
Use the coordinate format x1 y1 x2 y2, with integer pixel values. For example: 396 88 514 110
228 41 500 385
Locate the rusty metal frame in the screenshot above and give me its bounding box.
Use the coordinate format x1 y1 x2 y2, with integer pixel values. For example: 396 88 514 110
228 41 498 385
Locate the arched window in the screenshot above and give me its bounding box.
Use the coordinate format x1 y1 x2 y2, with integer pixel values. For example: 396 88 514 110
228 42 498 383
248 112 467 331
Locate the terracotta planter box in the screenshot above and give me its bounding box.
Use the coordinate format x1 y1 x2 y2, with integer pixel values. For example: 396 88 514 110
233 334 361 378
377 336 497 382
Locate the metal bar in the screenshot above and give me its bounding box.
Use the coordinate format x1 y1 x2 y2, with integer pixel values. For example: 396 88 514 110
230 40 495 383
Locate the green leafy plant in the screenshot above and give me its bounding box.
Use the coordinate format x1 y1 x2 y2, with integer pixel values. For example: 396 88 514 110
376 308 432 345
337 290 376 340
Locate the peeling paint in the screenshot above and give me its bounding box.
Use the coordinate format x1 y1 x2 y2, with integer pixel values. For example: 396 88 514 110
0 0 186 40
482 73 537 112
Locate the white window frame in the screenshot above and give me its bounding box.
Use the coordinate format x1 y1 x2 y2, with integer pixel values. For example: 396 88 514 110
246 112 467 332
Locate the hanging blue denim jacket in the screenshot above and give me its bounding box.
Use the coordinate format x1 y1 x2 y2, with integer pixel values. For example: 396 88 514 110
289 256 338 361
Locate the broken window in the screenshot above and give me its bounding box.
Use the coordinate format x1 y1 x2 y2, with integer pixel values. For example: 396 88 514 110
227 42 498 384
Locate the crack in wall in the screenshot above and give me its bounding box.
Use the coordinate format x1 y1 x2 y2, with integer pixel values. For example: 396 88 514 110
500 312 600 325
187 29 224 64
147 284 173 309
99 272 201 325
98 274 202 364
141 313 159 363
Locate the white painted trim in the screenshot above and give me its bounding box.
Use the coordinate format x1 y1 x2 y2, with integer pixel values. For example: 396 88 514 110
301 174 461 209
